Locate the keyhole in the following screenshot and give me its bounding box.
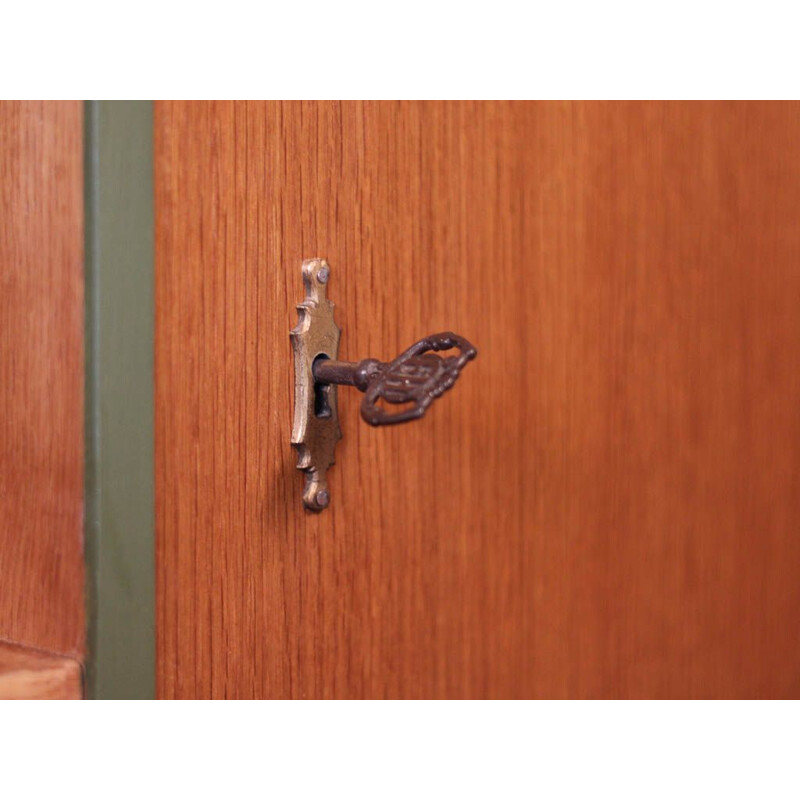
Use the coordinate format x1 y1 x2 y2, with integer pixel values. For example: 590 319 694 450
313 354 332 419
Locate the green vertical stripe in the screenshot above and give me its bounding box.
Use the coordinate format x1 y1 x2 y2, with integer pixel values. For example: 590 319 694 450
85 101 155 699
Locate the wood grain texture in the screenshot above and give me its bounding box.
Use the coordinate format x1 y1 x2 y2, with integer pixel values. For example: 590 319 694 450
156 102 800 698
0 102 85 659
0 641 82 699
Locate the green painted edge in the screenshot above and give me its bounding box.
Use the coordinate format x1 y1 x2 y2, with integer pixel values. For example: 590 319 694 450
84 101 155 699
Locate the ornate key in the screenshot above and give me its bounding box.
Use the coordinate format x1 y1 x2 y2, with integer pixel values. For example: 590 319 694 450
313 332 477 426
291 259 477 511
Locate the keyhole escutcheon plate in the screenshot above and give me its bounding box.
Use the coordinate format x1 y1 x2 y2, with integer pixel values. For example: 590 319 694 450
290 258 341 512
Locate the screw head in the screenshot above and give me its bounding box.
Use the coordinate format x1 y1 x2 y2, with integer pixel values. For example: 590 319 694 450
317 266 330 284
316 490 330 508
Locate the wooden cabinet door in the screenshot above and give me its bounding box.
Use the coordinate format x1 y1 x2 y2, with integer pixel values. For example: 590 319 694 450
156 101 800 699
0 102 84 699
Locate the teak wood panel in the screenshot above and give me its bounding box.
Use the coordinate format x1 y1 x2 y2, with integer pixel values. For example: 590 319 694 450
0 101 85 660
156 101 800 698
0 641 82 700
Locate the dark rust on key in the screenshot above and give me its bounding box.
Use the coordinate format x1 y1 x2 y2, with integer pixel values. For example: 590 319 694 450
313 332 477 426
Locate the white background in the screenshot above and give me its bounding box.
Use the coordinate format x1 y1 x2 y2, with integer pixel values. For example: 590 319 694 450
2 701 798 797
1 1 798 98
